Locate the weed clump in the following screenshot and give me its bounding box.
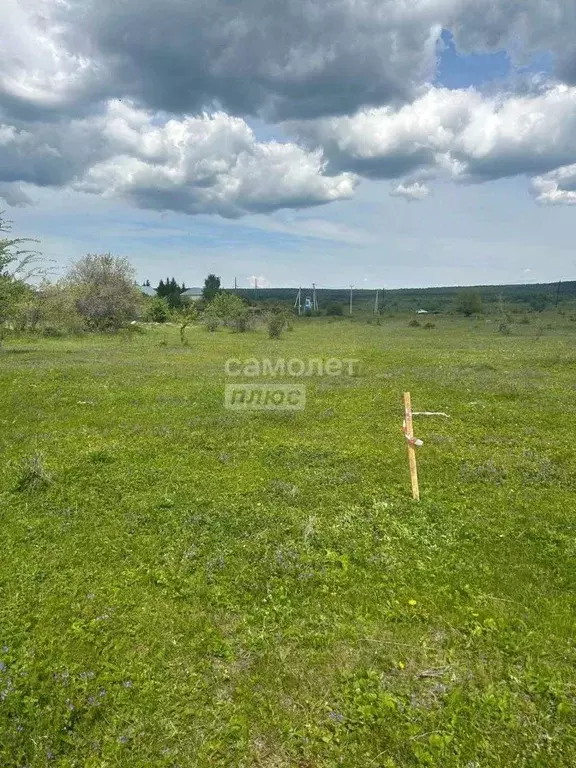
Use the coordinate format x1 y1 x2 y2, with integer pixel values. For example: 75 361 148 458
15 454 53 492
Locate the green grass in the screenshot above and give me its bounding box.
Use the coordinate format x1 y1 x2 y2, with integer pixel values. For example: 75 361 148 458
1 315 575 766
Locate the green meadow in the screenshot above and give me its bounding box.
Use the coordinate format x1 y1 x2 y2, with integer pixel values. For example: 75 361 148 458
1 315 575 766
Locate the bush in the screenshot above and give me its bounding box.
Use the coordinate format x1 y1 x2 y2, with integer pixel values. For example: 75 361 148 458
202 293 250 332
18 282 84 336
145 297 170 323
233 312 251 333
267 312 286 339
408 319 421 327
424 321 436 329
455 291 483 316
325 301 344 316
203 313 219 332
530 294 548 312
64 254 143 331
0 214 46 341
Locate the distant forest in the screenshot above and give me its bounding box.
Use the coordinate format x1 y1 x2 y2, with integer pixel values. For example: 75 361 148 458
227 281 576 313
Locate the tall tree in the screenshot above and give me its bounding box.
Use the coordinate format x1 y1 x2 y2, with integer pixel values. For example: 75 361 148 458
455 290 483 316
203 273 221 302
156 277 183 308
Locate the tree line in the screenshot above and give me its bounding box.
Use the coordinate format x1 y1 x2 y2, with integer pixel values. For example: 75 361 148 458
0 214 292 341
2 213 571 346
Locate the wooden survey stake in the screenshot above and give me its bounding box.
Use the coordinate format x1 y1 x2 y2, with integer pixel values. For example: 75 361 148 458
401 396 449 500
403 392 420 501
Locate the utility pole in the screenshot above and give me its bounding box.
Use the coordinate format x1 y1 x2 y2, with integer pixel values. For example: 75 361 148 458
555 279 562 309
349 285 354 316
294 287 302 316
234 277 237 294
254 277 258 302
312 283 318 312
374 289 379 314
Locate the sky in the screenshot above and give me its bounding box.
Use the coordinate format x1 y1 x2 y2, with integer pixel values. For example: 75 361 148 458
2 1 576 289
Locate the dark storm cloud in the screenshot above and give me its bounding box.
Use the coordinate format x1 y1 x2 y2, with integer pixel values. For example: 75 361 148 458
59 0 441 120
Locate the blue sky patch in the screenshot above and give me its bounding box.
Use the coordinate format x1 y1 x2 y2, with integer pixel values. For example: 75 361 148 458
437 30 511 89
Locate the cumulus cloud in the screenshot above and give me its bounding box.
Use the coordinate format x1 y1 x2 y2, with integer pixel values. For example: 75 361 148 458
390 182 431 201
532 165 576 205
295 84 576 200
0 101 357 216
3 0 576 214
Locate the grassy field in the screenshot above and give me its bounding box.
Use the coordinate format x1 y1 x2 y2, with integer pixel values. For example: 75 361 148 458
1 315 575 767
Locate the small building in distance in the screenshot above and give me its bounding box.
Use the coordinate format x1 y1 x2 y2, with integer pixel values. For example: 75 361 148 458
138 284 157 297
416 309 429 314
181 287 203 303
